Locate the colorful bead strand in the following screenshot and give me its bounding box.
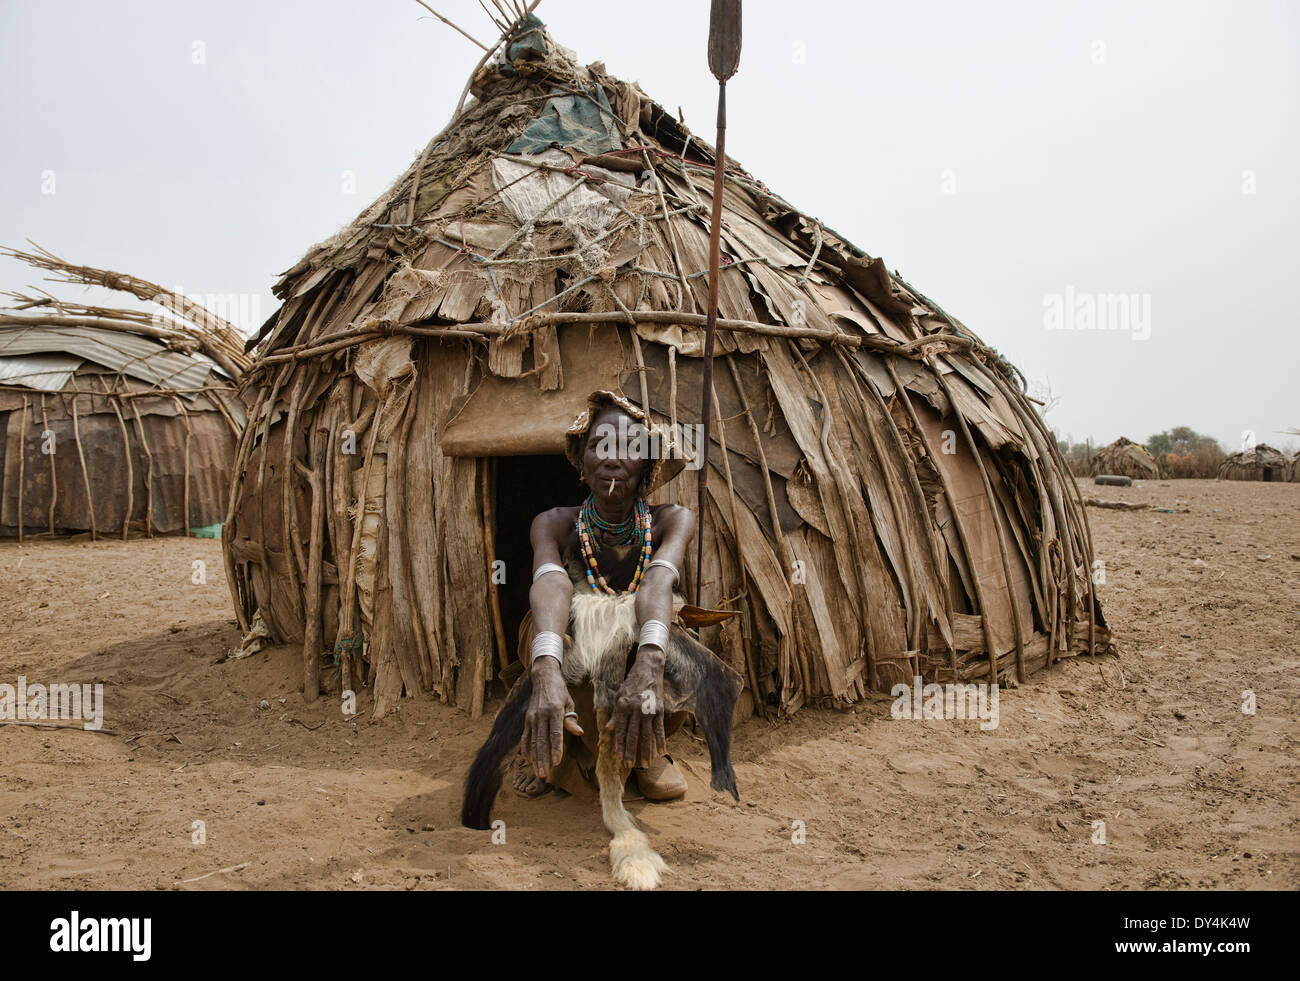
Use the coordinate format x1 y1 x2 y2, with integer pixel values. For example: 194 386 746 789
577 498 652 594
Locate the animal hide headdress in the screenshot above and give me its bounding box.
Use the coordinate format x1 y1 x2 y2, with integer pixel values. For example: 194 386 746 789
564 389 687 498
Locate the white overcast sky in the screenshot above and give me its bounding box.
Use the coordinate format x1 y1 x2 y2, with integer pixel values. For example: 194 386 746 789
1 0 1296 452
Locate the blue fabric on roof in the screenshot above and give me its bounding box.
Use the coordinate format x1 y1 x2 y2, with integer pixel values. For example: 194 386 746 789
504 85 622 157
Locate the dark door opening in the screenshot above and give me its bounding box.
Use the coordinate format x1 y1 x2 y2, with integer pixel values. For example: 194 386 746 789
491 455 587 669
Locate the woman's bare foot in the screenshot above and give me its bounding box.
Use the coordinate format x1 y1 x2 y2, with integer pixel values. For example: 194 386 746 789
511 756 553 798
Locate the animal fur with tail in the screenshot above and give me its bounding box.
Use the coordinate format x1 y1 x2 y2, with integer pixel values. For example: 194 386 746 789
461 591 742 890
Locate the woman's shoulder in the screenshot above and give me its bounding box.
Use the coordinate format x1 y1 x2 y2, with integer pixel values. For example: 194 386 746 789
535 503 581 523
649 502 695 530
530 505 580 539
648 502 688 515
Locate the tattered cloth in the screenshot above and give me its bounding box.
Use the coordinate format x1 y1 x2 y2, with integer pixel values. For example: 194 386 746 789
505 85 622 157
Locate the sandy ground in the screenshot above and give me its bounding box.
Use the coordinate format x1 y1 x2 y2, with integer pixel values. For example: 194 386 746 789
0 478 1296 891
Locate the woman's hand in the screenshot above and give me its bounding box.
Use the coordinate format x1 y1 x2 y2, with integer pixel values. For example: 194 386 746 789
521 657 582 778
609 646 666 769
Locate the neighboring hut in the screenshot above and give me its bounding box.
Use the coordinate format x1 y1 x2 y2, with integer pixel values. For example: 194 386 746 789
1217 444 1290 482
1283 430 1300 481
1090 437 1160 480
224 13 1109 718
0 247 248 538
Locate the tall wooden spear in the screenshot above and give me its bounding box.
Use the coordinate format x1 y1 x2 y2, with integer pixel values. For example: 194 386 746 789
695 0 742 604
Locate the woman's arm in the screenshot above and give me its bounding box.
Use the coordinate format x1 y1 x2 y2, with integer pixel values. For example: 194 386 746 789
520 509 580 779
611 504 697 769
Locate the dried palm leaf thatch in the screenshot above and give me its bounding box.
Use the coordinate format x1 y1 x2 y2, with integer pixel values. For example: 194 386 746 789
0 248 246 540
1217 443 1290 482
2 243 251 381
1089 437 1160 480
225 15 1110 717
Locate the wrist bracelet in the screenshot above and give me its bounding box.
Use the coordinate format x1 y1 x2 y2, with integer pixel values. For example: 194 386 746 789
638 619 669 654
531 630 564 666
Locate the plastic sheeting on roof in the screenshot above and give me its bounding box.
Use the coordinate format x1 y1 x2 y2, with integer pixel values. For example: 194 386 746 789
0 324 226 398
0 352 82 392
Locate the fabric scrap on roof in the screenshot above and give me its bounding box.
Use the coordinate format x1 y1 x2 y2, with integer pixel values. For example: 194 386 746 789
505 85 622 157
492 148 635 238
505 12 549 63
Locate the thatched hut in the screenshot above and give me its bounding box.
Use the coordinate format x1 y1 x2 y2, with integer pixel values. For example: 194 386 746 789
224 14 1109 718
1283 430 1300 481
1217 443 1290 482
0 248 248 538
1089 437 1160 480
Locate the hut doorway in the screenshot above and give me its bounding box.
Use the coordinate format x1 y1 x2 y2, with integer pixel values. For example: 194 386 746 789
491 454 587 668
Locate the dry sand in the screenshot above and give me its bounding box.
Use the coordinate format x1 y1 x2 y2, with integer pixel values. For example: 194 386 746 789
0 478 1296 890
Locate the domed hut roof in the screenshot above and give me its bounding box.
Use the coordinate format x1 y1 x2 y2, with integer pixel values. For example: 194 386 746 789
1090 437 1160 480
1217 443 1290 481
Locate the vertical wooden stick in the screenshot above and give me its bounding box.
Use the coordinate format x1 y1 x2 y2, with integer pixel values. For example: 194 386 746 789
256 365 291 590
482 458 509 673
171 396 193 537
98 377 133 540
219 390 259 633
16 396 27 542
301 405 332 703
279 371 310 622
129 401 156 538
339 398 386 697
69 394 96 540
40 395 55 535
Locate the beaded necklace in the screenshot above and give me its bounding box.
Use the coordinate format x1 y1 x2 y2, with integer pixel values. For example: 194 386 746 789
579 495 641 545
576 496 652 594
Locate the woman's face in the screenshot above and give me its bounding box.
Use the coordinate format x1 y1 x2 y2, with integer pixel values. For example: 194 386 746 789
582 406 650 508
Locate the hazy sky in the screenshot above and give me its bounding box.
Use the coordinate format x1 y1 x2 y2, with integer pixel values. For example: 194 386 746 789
1 0 1296 453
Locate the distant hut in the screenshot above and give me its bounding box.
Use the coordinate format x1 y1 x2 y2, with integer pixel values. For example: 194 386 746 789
1283 430 1300 481
0 247 248 538
1090 437 1159 480
1216 443 1290 482
223 13 1110 718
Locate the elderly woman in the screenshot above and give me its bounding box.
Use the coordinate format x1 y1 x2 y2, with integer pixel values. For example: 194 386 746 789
516 390 693 802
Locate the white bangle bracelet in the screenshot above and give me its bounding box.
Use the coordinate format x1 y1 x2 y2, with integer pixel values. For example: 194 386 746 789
644 559 679 585
532 630 564 666
638 619 669 654
533 562 568 583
